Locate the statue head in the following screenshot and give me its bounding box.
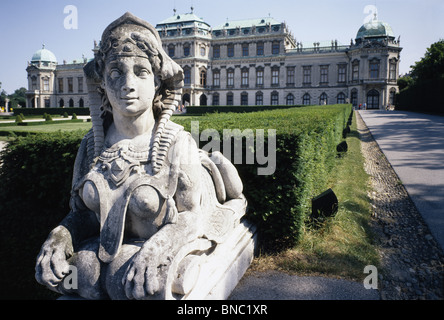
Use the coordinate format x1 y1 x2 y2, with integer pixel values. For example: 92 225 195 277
86 12 184 171
94 12 183 120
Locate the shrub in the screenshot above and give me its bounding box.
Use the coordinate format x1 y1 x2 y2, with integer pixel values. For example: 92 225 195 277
175 104 352 249
0 130 87 299
0 104 351 298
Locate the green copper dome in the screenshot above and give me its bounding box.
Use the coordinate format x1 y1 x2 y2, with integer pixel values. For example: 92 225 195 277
31 45 57 63
356 19 395 40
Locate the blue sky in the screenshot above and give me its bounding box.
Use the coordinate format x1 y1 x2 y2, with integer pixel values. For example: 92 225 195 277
0 0 443 94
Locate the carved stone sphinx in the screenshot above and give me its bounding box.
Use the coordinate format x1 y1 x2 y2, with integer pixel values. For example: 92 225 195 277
35 12 256 300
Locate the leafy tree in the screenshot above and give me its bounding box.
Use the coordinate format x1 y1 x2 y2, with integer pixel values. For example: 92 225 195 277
397 39 444 113
411 40 444 82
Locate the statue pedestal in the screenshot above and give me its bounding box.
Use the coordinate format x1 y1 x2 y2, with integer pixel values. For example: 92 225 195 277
182 220 257 300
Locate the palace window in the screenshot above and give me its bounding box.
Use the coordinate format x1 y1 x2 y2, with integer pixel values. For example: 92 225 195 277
58 78 64 93
168 44 175 57
68 77 73 93
319 92 328 105
213 70 220 87
227 92 234 105
227 69 234 87
320 66 329 84
271 66 280 86
211 93 219 106
79 98 84 108
69 98 74 107
184 44 190 57
43 78 50 91
389 61 397 80
200 69 207 87
303 66 311 85
242 43 249 57
271 91 279 105
212 93 220 106
272 41 280 54
213 45 220 58
337 92 346 104
286 67 295 86
184 68 191 85
227 44 234 57
255 92 263 105
241 92 248 105
77 77 83 93
369 59 380 79
302 93 311 105
256 41 264 56
352 61 359 81
31 76 37 90
200 46 206 56
286 93 295 105
338 64 346 83
241 68 249 87
256 68 264 86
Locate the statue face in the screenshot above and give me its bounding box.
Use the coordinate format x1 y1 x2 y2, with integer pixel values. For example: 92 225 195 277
104 56 156 117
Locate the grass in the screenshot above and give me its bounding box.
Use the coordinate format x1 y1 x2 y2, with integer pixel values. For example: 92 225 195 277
249 111 380 281
0 121 92 135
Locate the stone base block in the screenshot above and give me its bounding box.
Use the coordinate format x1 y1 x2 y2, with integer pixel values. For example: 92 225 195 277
181 220 257 300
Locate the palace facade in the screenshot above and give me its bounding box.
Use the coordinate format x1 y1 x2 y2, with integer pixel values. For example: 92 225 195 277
26 10 402 110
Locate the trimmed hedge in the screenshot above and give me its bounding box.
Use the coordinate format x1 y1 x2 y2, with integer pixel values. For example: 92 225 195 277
183 104 304 115
0 104 351 299
175 104 352 249
13 107 90 117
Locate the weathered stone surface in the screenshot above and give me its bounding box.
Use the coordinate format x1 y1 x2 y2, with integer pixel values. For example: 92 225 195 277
35 12 252 300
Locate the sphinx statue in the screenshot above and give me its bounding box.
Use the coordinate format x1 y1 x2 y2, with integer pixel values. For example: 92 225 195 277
35 12 255 300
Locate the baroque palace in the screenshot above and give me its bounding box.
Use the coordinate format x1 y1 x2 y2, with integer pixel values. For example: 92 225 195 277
26 9 402 110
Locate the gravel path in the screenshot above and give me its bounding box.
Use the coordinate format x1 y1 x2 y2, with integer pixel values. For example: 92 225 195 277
357 111 444 300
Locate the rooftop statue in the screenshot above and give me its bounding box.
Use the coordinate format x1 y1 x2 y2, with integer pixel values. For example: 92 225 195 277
35 12 250 300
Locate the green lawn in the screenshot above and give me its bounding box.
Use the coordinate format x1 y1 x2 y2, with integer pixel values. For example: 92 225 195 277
250 111 379 281
0 121 92 135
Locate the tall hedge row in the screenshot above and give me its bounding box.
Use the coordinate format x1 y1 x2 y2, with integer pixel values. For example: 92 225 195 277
175 104 352 249
0 104 351 299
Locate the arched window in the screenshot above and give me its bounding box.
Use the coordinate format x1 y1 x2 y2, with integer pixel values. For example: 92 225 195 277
226 92 234 106
286 93 295 105
271 91 279 105
183 67 191 85
366 89 379 109
200 94 207 106
69 98 74 107
302 93 311 105
319 93 328 105
200 69 207 87
79 98 84 108
241 92 248 105
182 93 190 106
350 89 358 108
337 92 346 104
59 99 64 108
255 91 263 105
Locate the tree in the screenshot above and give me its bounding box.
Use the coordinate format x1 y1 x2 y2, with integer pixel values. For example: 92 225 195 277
411 40 444 82
397 39 444 113
8 87 27 108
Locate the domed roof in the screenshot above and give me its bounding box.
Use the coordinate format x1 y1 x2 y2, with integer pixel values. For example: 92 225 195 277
31 45 57 63
356 19 395 40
